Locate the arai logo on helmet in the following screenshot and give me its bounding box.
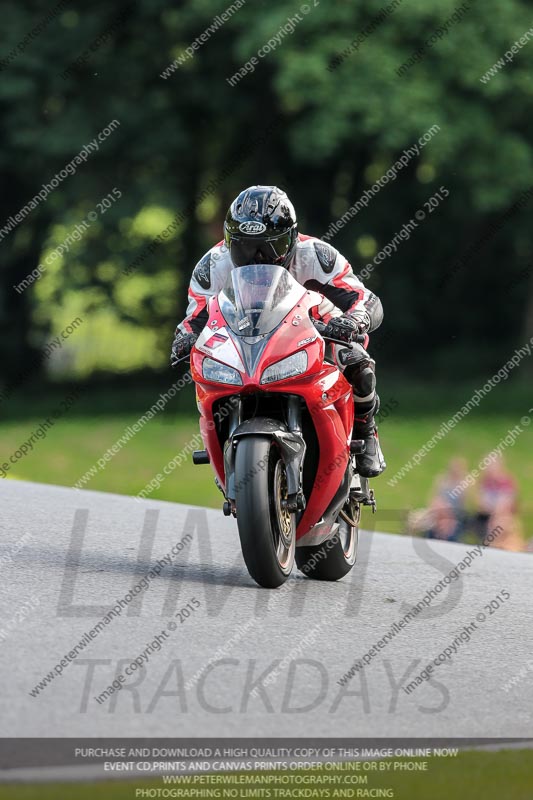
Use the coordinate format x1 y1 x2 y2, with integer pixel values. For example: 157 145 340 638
238 221 267 235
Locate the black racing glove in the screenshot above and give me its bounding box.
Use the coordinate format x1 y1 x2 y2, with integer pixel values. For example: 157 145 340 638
323 315 360 343
171 332 198 366
347 309 371 334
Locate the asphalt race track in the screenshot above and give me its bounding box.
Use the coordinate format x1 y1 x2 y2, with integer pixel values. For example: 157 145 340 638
1 480 532 739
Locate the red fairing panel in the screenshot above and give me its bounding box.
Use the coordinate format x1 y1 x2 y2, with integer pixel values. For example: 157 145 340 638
190 300 232 491
292 365 353 539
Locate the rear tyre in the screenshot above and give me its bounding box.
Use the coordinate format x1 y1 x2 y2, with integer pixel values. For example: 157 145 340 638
234 436 295 588
295 500 359 581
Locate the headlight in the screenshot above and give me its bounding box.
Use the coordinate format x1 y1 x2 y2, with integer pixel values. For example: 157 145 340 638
202 357 242 385
261 351 308 384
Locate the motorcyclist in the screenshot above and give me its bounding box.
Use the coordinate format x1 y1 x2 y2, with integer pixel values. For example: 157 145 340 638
171 185 386 477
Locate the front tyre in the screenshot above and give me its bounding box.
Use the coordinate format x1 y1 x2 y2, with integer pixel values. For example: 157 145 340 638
234 436 295 588
295 500 359 581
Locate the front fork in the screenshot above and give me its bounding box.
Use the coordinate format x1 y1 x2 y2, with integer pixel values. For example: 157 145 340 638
286 395 301 435
228 396 241 437
282 395 305 513
221 398 242 516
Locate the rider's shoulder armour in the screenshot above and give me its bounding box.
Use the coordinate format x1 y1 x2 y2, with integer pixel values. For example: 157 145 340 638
192 252 212 290
313 241 337 274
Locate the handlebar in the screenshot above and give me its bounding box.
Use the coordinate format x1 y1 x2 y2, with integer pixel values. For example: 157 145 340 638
171 353 192 368
311 318 366 345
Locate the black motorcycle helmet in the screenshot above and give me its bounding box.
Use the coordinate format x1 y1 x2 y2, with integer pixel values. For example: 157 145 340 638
224 185 298 268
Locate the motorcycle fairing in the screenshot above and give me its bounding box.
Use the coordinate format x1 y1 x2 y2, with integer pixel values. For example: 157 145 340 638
190 265 355 542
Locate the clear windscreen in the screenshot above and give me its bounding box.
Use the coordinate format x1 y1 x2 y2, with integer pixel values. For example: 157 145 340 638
219 264 305 336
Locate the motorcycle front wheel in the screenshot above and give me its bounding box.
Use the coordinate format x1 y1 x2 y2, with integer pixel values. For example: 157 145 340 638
295 500 359 581
234 436 295 588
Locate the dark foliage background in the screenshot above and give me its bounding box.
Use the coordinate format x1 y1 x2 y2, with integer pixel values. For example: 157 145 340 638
1 0 532 388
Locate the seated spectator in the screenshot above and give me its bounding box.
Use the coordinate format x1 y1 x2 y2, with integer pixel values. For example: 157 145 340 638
476 456 524 551
407 458 469 542
426 458 469 541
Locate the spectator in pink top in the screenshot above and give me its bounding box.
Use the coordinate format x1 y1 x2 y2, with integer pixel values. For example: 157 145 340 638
476 456 523 551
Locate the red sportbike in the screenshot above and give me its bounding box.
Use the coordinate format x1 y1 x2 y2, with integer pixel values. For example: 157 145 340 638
188 264 376 588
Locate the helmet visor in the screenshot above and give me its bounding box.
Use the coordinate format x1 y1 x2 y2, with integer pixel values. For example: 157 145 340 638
229 231 292 268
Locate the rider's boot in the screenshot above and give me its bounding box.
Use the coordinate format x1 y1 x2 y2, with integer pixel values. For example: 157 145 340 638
344 347 386 477
353 397 386 478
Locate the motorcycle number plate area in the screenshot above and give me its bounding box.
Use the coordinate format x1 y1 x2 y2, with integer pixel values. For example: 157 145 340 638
196 326 245 372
